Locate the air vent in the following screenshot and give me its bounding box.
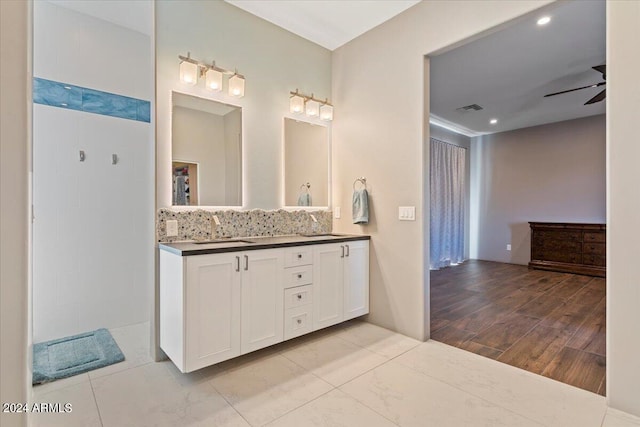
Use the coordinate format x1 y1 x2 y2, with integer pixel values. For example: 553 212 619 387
455 104 483 113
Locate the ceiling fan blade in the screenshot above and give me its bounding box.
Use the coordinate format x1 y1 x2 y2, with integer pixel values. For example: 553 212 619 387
544 81 606 98
585 89 606 105
592 64 606 75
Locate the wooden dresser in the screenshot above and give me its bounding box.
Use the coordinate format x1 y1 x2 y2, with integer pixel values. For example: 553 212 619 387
529 222 606 277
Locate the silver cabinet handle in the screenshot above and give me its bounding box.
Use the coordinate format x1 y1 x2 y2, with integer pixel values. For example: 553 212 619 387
244 255 249 271
235 256 240 272
345 244 350 257
341 245 345 258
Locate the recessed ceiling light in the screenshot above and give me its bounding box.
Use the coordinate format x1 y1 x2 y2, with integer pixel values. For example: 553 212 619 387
537 16 551 26
489 118 498 125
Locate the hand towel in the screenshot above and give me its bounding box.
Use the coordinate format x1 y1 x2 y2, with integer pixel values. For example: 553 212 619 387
297 192 312 206
352 189 369 224
174 176 187 205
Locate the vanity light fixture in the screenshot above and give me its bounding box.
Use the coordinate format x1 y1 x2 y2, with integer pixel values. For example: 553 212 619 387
290 91 305 114
205 63 223 92
289 89 333 121
320 103 333 121
179 52 198 85
228 72 245 97
305 98 320 117
178 53 245 97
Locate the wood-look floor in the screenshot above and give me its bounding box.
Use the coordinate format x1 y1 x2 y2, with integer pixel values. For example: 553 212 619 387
430 260 606 395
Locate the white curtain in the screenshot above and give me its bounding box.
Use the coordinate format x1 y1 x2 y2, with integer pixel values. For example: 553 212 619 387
430 138 466 270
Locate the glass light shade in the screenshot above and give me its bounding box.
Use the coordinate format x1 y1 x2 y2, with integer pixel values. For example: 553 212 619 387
205 68 222 91
320 104 333 121
290 95 304 114
229 74 245 97
179 61 198 85
305 99 319 117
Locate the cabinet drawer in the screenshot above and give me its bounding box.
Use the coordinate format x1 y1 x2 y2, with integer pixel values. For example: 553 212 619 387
284 285 312 309
584 232 605 243
534 230 582 242
284 265 312 288
533 240 582 252
284 305 312 340
284 247 313 267
583 242 605 256
583 254 606 267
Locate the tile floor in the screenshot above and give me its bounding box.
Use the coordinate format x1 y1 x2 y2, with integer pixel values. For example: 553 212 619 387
30 320 639 427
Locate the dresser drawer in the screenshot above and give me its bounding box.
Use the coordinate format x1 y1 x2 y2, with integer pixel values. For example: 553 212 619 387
533 240 582 253
583 242 605 256
284 247 313 267
534 230 582 242
539 251 582 264
284 285 312 309
584 232 606 243
583 254 606 267
284 305 312 340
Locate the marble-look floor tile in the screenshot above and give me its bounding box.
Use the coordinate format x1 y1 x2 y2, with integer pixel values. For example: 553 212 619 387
395 341 607 427
92 361 248 427
89 322 153 380
340 360 543 427
32 372 90 397
602 408 640 427
209 352 333 426
265 389 397 427
280 333 387 386
334 320 420 359
29 381 102 427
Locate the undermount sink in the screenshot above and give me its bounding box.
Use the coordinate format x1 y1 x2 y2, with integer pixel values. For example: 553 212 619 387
298 233 342 237
194 239 254 244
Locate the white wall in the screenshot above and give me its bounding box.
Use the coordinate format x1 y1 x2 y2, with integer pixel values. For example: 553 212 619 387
32 1 154 342
0 1 29 425
332 0 554 341
156 0 331 210
607 0 640 417
470 115 606 265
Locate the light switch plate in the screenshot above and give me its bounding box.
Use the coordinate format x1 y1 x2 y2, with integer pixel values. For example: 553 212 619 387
166 220 178 237
334 207 341 219
507 244 512 251
398 206 416 221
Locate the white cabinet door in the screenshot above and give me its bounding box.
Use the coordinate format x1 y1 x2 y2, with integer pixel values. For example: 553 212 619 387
343 241 370 320
185 252 241 371
241 248 285 353
313 243 345 330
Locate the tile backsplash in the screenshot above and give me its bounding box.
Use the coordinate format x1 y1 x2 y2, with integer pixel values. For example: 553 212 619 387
157 208 332 243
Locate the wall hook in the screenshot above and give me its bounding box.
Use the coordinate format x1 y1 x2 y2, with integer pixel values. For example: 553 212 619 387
79 150 85 162
112 154 118 165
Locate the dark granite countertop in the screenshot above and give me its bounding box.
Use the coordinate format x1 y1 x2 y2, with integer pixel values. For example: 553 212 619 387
159 234 370 256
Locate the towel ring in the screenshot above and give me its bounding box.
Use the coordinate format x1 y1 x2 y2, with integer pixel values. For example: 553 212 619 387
300 182 311 193
353 177 367 190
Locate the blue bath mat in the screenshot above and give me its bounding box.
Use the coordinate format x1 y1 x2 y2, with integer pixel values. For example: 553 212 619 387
33 328 124 384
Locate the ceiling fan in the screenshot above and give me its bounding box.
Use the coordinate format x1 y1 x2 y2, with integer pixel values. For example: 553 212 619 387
544 65 606 105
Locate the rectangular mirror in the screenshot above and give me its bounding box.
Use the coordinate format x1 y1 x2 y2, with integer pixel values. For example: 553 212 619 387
284 118 329 208
172 92 242 206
